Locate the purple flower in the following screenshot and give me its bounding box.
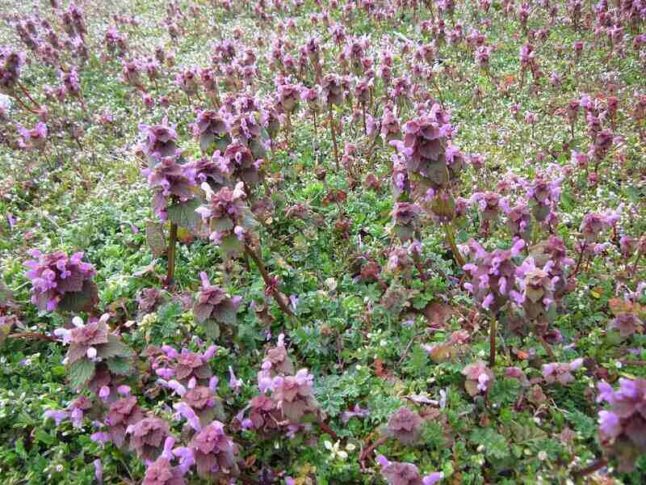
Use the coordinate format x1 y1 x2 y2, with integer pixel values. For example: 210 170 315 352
541 358 584 385
139 120 179 161
193 272 241 325
189 421 239 479
610 313 643 338
106 395 144 447
271 369 319 423
24 250 96 312
462 361 494 396
0 48 25 92
192 110 230 153
341 404 370 423
596 378 646 471
391 203 421 242
127 416 171 461
377 455 443 485
142 157 196 221
386 407 423 444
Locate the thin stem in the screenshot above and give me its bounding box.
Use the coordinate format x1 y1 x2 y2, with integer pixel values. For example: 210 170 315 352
244 243 294 317
328 109 340 170
17 81 40 108
571 241 587 277
443 223 466 267
165 222 178 288
573 458 607 479
6 332 57 342
489 316 497 368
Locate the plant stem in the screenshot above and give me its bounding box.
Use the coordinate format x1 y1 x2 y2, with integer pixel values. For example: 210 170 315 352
165 222 178 288
489 316 497 368
443 223 466 267
328 109 340 170
6 332 57 342
244 243 294 317
573 458 607 479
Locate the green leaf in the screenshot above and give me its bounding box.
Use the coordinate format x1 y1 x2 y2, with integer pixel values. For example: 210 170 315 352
470 428 510 460
106 356 133 375
68 359 96 388
145 221 166 257
201 319 221 340
167 199 203 234
97 335 133 360
57 280 99 313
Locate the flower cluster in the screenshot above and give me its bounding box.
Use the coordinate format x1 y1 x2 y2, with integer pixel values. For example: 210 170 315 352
391 202 421 242
462 239 525 312
189 421 239 479
196 182 255 258
192 109 230 153
0 47 24 92
542 358 584 385
24 250 96 312
139 120 180 162
385 407 423 444
462 360 494 397
377 455 443 485
597 378 646 471
395 104 465 191
127 416 172 461
150 344 217 384
142 157 197 221
193 272 241 326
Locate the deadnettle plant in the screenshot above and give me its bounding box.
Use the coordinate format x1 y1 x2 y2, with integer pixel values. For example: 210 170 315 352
142 157 197 221
192 272 242 337
193 109 230 153
127 416 172 461
377 455 443 485
271 369 319 423
0 47 24 93
143 437 192 485
610 313 643 338
221 141 264 187
196 182 255 259
189 421 239 479
54 314 134 389
385 407 423 445
597 378 646 471
139 120 180 163
542 358 584 385
462 360 494 397
462 239 525 313
106 395 145 447
396 104 465 191
24 250 97 313
514 256 558 324
391 202 421 242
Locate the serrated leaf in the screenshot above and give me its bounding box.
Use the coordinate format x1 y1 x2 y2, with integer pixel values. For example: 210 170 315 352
106 356 133 375
68 359 96 388
146 221 166 257
57 280 99 313
219 234 244 259
97 335 133 360
470 428 510 460
202 319 221 340
167 199 203 234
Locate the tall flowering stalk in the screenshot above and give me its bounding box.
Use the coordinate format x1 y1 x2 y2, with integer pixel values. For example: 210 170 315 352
462 239 525 366
139 120 196 286
196 182 293 317
393 104 467 267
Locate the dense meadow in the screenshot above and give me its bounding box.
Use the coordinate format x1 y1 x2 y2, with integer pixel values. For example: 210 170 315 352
0 0 644 483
